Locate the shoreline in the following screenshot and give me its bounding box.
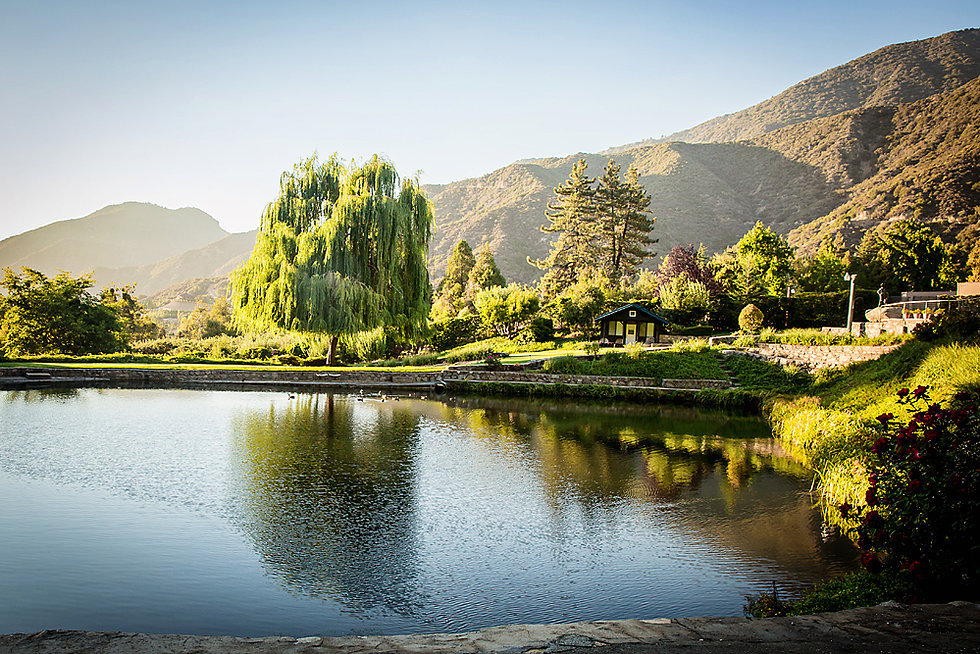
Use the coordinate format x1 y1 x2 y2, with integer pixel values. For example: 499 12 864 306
2 603 978 653
0 365 766 411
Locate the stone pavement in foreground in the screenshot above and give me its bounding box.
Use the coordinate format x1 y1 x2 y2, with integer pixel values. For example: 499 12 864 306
2 603 978 654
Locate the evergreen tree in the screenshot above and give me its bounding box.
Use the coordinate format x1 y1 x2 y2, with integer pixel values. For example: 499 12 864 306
611 164 656 279
596 161 656 281
531 159 599 297
436 240 475 299
231 154 434 364
466 243 506 297
433 240 475 318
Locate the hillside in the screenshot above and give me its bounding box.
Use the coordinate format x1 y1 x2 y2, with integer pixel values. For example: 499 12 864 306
0 202 229 277
94 230 257 295
607 28 980 151
426 143 841 283
785 75 980 253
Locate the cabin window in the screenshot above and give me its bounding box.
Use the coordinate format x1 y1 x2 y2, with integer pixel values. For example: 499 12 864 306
607 321 624 336
629 310 636 317
638 322 647 338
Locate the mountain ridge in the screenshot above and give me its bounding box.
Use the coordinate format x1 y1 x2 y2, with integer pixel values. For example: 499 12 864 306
605 28 980 151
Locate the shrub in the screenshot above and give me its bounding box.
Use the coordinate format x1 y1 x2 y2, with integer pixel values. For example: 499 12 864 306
840 388 980 601
526 315 555 342
428 315 482 351
738 304 764 333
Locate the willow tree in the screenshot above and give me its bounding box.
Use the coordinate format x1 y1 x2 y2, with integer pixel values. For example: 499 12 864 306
231 154 434 364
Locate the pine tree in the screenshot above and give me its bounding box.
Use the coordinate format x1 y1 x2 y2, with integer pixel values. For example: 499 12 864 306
231 154 434 364
595 159 626 278
612 164 656 279
530 159 599 297
466 243 506 298
434 240 475 315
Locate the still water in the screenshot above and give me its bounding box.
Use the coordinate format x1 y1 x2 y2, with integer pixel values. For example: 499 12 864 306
0 388 856 636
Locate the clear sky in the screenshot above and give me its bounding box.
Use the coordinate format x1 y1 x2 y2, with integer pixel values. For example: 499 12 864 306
0 0 977 240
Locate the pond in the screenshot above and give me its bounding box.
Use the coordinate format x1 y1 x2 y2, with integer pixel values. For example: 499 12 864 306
0 387 856 637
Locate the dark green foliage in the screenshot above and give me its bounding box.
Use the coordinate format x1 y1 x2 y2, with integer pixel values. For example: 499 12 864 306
843 390 980 601
744 573 901 618
596 161 657 280
532 159 599 297
427 315 483 351
0 268 122 356
708 291 878 331
525 315 554 342
912 301 980 342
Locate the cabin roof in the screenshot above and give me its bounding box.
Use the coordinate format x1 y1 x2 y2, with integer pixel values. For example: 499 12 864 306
595 303 669 325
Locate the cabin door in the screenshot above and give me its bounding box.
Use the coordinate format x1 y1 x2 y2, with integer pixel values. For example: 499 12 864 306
625 323 636 345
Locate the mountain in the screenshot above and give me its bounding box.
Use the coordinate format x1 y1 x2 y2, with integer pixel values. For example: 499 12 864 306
426 143 841 283
783 75 980 253
94 230 257 295
606 28 980 151
7 30 979 294
0 202 229 277
427 29 980 282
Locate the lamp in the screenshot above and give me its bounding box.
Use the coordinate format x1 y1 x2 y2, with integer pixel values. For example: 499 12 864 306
844 273 857 332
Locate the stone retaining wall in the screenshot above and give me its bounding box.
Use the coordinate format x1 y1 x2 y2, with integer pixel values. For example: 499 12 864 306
745 344 902 371
0 366 442 389
441 369 730 390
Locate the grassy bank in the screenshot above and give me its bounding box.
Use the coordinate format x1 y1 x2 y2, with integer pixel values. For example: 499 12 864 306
769 337 980 511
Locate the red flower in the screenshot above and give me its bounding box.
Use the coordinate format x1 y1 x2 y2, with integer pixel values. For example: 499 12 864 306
863 511 884 529
909 448 922 461
908 479 922 492
871 437 890 454
865 487 878 506
912 385 928 398
861 551 881 573
897 388 910 398
877 413 894 424
923 429 939 442
839 502 852 518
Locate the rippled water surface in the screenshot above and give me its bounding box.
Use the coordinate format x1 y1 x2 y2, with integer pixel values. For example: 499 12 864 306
0 388 856 636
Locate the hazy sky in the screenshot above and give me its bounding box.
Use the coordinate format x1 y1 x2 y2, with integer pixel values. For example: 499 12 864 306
1 0 977 240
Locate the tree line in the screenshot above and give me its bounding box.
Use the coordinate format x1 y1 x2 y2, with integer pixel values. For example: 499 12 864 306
2 152 977 360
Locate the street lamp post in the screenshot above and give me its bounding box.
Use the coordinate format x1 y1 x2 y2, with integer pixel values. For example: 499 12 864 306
844 273 857 333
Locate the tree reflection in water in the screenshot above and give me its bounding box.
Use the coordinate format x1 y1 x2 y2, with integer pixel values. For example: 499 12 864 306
227 392 855 621
230 394 423 614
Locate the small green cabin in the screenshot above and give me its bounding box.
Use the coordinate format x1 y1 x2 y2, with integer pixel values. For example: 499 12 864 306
595 303 669 346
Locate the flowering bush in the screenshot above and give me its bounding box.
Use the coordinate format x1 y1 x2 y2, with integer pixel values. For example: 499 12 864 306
840 387 980 601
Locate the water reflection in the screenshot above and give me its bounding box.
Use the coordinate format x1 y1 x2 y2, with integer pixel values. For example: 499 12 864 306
229 392 854 621
0 388 856 633
230 394 422 613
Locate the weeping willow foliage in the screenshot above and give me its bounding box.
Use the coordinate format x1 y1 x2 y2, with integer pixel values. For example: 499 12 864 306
231 154 434 342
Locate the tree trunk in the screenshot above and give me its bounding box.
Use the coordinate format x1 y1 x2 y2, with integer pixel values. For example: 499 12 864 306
326 334 339 366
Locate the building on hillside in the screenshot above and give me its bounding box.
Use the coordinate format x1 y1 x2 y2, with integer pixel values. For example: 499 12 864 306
595 303 669 346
